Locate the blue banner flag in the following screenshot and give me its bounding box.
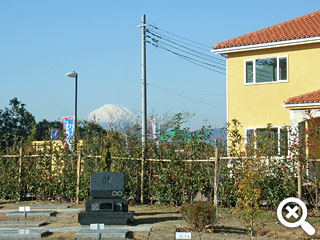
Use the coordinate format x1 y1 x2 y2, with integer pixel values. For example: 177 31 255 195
51 129 60 140
62 116 75 148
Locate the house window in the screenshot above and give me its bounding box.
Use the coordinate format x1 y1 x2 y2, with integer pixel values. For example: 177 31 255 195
280 127 289 156
245 126 288 156
256 128 278 155
245 56 287 84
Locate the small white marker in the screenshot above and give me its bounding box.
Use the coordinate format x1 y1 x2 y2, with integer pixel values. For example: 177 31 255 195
18 206 30 212
176 232 191 239
19 229 30 234
90 223 104 230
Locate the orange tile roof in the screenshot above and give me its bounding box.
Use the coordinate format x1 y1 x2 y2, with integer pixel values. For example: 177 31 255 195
285 89 320 104
214 10 320 49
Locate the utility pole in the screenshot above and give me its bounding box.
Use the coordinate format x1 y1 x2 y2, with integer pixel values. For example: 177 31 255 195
140 14 147 204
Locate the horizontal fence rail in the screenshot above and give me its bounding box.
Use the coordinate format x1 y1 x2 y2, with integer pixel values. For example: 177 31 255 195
1 154 320 162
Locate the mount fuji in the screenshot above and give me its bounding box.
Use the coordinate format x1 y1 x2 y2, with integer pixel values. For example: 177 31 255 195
85 104 137 127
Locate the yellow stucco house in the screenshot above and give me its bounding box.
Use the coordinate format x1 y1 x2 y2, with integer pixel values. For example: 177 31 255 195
212 10 320 157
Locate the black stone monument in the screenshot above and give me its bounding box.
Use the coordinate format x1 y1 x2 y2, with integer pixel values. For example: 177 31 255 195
78 171 134 225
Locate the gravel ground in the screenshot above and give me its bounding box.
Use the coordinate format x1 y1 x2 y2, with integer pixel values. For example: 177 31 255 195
0 201 318 239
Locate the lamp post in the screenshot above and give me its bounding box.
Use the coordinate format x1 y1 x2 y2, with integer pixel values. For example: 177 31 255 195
66 70 80 204
66 70 78 151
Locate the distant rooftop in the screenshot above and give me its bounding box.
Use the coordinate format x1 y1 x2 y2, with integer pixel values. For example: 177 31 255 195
214 10 320 50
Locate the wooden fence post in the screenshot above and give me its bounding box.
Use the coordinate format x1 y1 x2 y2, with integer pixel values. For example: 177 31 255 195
141 155 145 204
18 146 23 201
316 178 319 211
76 148 81 204
47 143 52 177
214 147 219 207
298 159 302 200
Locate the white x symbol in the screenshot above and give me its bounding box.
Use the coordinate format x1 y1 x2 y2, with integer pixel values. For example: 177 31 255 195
286 206 299 219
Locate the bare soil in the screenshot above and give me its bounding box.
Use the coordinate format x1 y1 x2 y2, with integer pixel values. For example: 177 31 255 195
0 201 319 239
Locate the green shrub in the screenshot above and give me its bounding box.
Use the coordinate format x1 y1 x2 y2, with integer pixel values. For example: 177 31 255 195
180 202 217 231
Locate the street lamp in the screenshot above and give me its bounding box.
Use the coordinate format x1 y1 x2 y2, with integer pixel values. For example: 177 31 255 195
66 70 78 151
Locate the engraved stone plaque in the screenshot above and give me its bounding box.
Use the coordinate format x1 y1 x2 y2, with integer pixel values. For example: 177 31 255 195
90 172 124 199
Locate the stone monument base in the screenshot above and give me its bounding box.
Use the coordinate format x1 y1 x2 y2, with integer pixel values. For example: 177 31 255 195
85 199 129 212
78 211 134 225
75 229 128 239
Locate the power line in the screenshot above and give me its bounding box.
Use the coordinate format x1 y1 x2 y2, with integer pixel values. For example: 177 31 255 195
150 82 225 96
145 24 225 74
187 91 225 97
116 31 139 103
147 30 225 64
148 37 226 71
148 24 212 49
146 33 225 67
147 40 225 75
148 83 225 110
158 42 225 74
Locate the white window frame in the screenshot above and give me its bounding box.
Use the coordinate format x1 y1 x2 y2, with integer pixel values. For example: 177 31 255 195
244 55 288 85
245 126 289 157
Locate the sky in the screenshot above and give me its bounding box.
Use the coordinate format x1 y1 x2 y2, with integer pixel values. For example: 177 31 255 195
0 1 319 130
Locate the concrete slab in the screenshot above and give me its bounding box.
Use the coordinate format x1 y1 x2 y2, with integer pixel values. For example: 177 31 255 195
0 221 47 227
6 211 57 218
75 230 100 239
0 229 49 239
75 229 127 240
0 208 81 213
0 225 152 234
47 225 152 232
30 204 70 209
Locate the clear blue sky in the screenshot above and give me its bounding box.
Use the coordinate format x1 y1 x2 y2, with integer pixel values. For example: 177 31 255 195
0 1 318 130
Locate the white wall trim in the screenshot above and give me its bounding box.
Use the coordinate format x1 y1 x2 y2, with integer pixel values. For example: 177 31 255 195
211 36 320 54
226 57 228 126
225 56 229 153
283 102 320 108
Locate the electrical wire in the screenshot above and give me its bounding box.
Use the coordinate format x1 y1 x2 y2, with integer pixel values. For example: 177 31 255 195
145 24 225 74
116 31 139 103
147 40 225 75
147 29 211 52
148 83 225 110
147 34 225 67
147 30 225 64
143 24 225 110
148 37 226 71
150 82 225 96
148 24 212 49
